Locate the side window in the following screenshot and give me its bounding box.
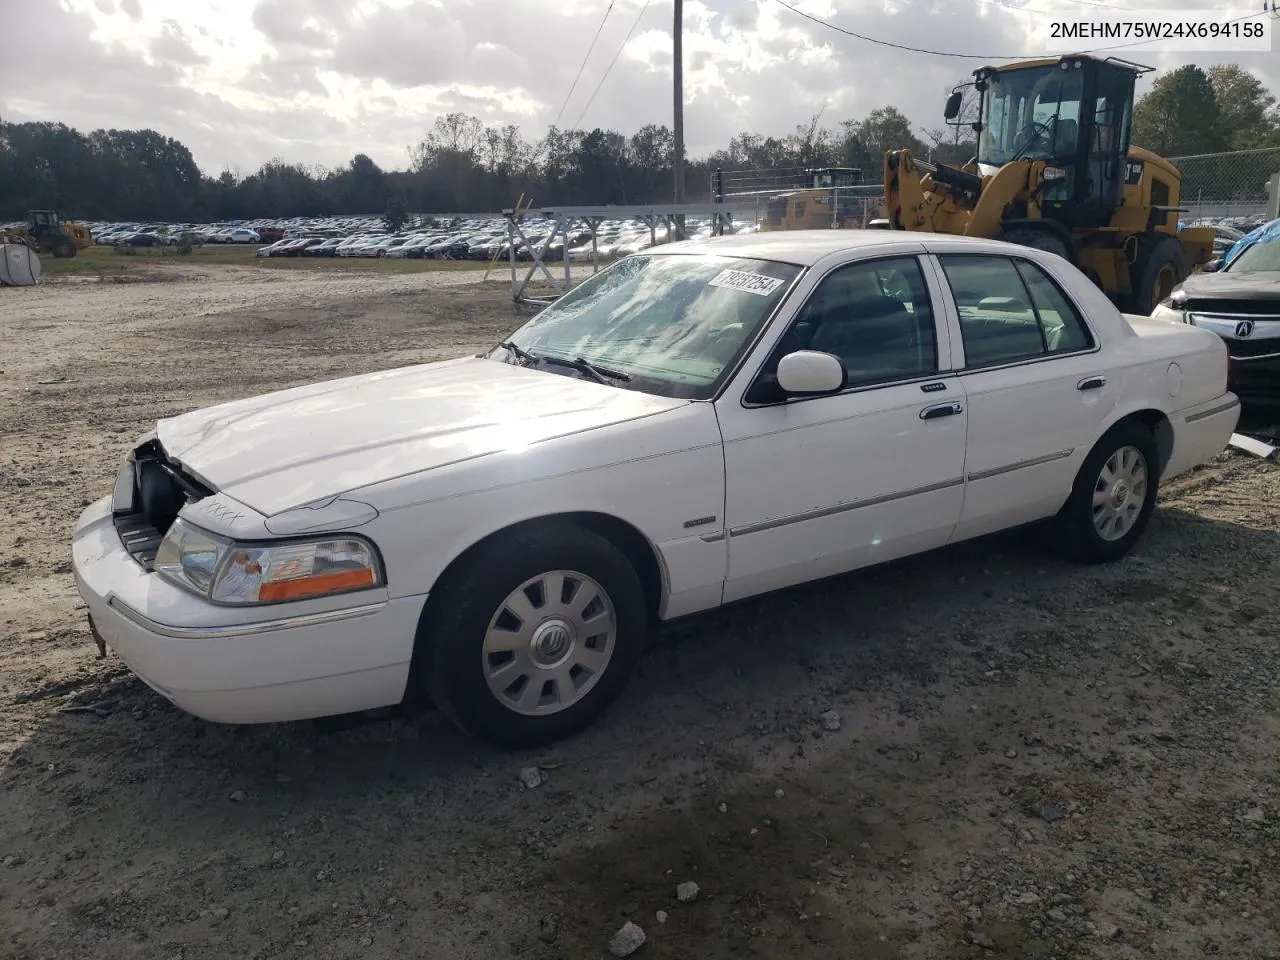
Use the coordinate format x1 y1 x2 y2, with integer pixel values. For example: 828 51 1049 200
753 256 938 397
938 255 1091 368
1013 259 1093 352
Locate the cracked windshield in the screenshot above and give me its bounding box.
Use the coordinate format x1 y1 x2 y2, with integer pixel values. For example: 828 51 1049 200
495 254 801 398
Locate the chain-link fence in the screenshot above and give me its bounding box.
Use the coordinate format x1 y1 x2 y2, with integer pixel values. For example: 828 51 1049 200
713 148 1280 230
720 186 885 230
712 167 884 230
1167 146 1280 223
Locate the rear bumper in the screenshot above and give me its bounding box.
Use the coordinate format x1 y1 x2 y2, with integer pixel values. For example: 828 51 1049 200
1163 392 1242 480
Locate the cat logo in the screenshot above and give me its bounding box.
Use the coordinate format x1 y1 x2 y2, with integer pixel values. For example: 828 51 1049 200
1124 160 1144 186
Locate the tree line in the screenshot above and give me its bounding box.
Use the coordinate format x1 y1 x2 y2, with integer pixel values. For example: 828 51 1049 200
0 62 1274 223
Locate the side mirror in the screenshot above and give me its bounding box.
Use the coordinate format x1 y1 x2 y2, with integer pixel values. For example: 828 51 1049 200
1203 258 1223 273
943 90 963 121
776 350 847 395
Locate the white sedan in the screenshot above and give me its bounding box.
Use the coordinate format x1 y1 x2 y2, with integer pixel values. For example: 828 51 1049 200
71 231 1240 748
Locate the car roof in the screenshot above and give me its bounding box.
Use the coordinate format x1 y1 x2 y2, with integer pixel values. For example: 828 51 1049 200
650 235 1018 272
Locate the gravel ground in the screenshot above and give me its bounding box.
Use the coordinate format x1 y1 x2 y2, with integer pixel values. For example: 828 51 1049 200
2 265 1279 960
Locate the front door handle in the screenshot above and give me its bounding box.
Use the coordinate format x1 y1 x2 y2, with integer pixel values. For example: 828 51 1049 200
920 401 963 420
1077 376 1107 391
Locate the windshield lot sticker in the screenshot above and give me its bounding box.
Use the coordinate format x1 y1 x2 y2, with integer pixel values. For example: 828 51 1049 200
708 269 784 296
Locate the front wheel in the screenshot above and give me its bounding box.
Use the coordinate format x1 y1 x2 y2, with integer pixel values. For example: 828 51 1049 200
416 524 647 749
1048 420 1159 563
1126 233 1186 314
995 225 1072 262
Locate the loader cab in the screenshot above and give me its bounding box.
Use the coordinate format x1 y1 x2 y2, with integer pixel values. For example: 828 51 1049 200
970 56 1143 229
27 210 60 236
808 167 863 189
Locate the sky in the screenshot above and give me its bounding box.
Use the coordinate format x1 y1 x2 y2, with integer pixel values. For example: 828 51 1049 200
1 0 1276 175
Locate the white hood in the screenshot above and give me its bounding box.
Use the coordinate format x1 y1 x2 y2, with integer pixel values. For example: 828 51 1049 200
156 356 687 515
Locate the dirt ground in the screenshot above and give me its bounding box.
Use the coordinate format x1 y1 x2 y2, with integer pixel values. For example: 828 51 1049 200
2 263 1279 960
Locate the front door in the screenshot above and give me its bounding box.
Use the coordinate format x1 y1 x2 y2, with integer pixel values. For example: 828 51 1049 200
714 252 969 604
929 250 1119 542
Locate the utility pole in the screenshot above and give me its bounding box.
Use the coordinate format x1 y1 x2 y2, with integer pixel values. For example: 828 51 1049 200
672 0 685 237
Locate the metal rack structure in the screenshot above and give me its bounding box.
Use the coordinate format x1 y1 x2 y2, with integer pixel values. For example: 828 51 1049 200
501 203 738 304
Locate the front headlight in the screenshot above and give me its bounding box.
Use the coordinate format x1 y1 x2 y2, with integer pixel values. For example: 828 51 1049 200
154 518 383 605
1150 301 1187 325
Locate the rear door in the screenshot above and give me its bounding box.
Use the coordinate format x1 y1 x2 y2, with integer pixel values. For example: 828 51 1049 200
928 250 1120 542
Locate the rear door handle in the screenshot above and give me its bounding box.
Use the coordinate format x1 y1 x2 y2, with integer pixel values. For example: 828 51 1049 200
920 401 963 420
1077 376 1107 391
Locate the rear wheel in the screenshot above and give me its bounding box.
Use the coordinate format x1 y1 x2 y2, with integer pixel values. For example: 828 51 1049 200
1126 233 1185 314
51 236 76 258
415 523 648 749
1048 419 1159 563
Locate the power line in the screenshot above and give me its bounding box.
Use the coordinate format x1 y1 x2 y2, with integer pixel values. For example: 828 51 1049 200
1021 0 1137 10
551 0 617 131
771 0 1268 61
964 0 1151 14
572 0 653 131
771 0 1036 59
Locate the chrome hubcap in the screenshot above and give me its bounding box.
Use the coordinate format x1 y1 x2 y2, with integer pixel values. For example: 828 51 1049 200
1092 445 1148 541
531 619 574 667
482 570 616 716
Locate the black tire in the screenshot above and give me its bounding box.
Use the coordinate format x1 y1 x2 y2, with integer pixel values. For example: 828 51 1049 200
414 523 648 749
995 225 1072 262
1048 419 1159 563
52 236 76 259
1125 233 1186 315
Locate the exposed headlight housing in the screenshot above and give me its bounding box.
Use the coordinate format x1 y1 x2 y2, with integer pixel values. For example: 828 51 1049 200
154 518 383 605
1150 301 1187 325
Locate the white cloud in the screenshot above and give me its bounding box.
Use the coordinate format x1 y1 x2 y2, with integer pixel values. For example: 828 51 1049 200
0 0 1273 174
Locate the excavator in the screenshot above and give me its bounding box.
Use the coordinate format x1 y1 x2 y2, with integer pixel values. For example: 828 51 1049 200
1 210 93 258
880 54 1216 315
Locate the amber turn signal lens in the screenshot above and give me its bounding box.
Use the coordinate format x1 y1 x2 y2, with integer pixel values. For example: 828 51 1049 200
258 567 377 603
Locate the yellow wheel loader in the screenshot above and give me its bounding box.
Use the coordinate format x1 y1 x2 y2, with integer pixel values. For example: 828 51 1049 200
880 55 1216 315
761 167 870 231
1 210 93 259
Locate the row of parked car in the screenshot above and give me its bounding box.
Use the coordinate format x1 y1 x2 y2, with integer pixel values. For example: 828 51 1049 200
256 231 490 260
252 217 754 262
89 225 262 246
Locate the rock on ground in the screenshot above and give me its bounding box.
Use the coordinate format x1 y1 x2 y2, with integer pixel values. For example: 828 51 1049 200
608 921 646 957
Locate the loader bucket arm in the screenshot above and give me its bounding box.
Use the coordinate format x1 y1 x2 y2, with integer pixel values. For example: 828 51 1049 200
964 160 1036 238
884 149 984 231
883 149 1039 240
883 150 921 230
